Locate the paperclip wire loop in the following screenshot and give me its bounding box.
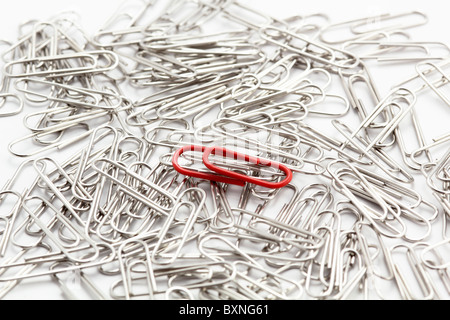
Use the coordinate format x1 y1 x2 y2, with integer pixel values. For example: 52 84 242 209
202 146 293 189
172 145 293 189
172 145 245 186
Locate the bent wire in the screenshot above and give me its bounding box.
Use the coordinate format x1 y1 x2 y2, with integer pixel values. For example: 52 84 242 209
172 145 293 188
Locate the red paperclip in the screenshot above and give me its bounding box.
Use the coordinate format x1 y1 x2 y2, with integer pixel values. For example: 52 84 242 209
172 145 245 187
172 145 293 189
202 146 293 189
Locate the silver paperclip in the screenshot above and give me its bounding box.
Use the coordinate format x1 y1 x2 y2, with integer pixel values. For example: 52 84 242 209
416 61 450 106
319 12 427 45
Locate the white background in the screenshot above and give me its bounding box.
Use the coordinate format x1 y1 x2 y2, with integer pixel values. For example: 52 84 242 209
0 0 447 300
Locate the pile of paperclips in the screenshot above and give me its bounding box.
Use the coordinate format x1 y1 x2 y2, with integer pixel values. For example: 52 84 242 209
0 0 448 300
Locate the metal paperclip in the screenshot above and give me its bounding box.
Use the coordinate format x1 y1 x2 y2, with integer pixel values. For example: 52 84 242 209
141 30 250 51
327 159 407 239
260 26 361 70
302 225 339 298
0 242 115 285
162 0 230 32
33 158 90 225
425 149 450 195
151 188 206 265
420 238 450 270
267 184 333 234
0 243 52 297
390 243 440 300
0 22 58 63
198 233 263 267
339 67 384 125
91 158 177 215
283 13 330 39
231 208 324 252
296 122 371 165
206 118 304 159
252 53 308 87
233 261 304 299
0 93 23 117
92 0 162 48
219 79 318 118
22 106 110 134
216 0 286 31
411 133 450 168
14 78 123 110
22 195 101 264
50 261 109 300
4 50 119 78
8 112 114 158
332 119 414 183
319 12 427 45
71 126 122 203
331 249 366 300
416 61 450 106
135 72 225 105
394 104 432 171
99 0 158 33
165 286 194 300
355 220 395 280
117 239 157 300
414 241 450 295
342 41 450 62
110 260 236 299
391 58 450 93
361 193 433 242
341 87 416 152
0 191 23 257
350 11 428 36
